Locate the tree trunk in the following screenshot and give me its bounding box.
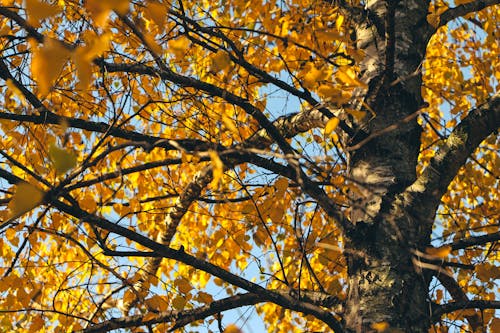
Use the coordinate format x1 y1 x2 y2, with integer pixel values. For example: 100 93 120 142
343 1 433 331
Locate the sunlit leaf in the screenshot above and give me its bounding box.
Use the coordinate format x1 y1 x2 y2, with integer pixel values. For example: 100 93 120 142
5 79 27 106
336 66 367 88
209 150 224 188
324 117 340 135
85 0 129 27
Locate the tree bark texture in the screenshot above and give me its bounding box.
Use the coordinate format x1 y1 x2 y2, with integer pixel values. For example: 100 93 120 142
343 1 434 332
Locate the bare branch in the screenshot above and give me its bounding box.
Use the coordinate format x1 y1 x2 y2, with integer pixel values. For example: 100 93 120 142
438 0 500 28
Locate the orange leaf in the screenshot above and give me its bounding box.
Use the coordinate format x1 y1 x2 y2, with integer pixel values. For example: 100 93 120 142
31 39 70 95
26 0 61 27
371 321 389 332
175 278 193 294
425 245 452 258
171 296 186 310
212 50 231 72
144 1 169 28
224 324 243 333
6 228 19 246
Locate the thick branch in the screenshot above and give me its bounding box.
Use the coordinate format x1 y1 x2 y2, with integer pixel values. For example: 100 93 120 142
79 288 341 333
436 274 482 330
439 0 500 28
0 6 44 43
449 231 500 251
407 93 500 227
0 110 217 152
96 59 295 156
78 293 262 333
433 300 500 322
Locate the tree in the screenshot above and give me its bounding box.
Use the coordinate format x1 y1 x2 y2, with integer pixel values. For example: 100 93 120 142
0 0 498 332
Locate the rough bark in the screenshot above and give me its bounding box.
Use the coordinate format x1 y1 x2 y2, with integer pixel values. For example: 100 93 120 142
343 1 433 332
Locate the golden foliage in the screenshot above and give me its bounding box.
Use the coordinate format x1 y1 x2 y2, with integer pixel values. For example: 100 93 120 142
0 0 497 332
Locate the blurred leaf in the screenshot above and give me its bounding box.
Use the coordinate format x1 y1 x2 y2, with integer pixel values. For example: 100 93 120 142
49 143 77 174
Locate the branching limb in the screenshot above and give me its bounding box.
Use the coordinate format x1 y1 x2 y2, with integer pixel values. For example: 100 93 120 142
78 293 263 333
406 92 500 229
47 199 344 332
435 273 483 330
78 288 342 333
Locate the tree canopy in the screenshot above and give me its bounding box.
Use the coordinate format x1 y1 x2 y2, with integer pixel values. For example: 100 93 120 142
0 0 499 332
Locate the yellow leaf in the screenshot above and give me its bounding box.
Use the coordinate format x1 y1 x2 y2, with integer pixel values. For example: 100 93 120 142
26 0 61 27
5 228 19 246
8 182 44 217
49 143 77 174
336 66 367 88
212 50 231 72
336 14 344 31
85 0 129 27
209 151 224 188
303 66 326 89
5 79 27 106
324 117 340 135
317 84 340 98
31 39 70 95
425 245 452 258
80 32 112 61
371 321 389 332
73 52 93 90
222 114 238 135
72 32 111 88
